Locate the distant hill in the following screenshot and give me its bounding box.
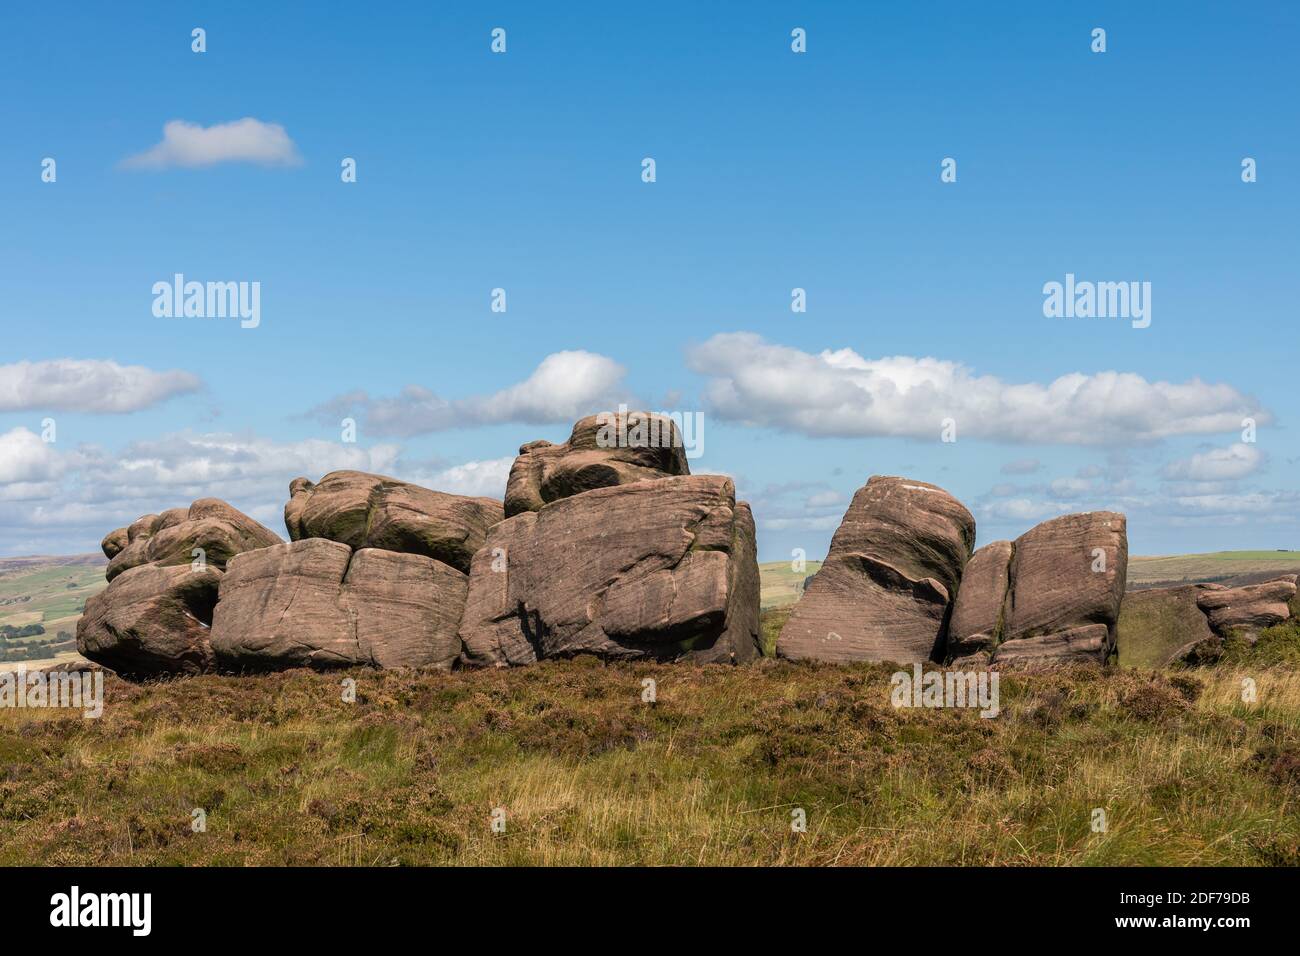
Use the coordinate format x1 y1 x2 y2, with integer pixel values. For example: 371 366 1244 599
759 551 1300 608
0 554 106 663
1127 551 1300 589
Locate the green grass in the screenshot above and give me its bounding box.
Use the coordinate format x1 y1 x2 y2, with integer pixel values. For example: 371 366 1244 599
3 650 1298 866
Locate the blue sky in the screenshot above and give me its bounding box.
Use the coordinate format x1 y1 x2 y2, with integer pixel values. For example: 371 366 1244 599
1 1 1296 560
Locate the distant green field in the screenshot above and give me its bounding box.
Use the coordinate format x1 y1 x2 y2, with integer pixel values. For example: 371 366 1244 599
1127 551 1300 587
0 556 106 650
758 560 822 609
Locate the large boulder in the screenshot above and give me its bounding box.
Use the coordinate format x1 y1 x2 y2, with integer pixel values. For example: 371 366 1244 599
460 475 760 665
284 471 502 574
210 539 467 671
102 498 281 582
988 511 1127 665
776 476 975 663
76 563 222 677
504 411 690 518
946 540 1013 659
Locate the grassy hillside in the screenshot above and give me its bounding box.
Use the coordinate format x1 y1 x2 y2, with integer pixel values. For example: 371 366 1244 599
0 555 105 660
3 653 1298 866
759 560 822 609
1127 551 1300 588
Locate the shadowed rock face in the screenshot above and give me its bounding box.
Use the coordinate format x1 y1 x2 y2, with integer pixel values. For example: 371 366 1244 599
102 498 282 582
76 564 222 677
284 471 504 575
1117 584 1219 668
1117 575 1296 667
776 476 975 663
210 539 467 671
504 411 690 518
460 475 760 666
946 540 1013 658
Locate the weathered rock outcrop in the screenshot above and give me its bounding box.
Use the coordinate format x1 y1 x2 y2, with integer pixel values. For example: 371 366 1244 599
776 477 975 663
943 512 1127 666
460 475 760 665
946 540 1013 659
1118 575 1297 667
102 498 281 582
77 564 222 677
210 539 467 671
504 411 691 518
1196 576 1297 640
284 471 503 574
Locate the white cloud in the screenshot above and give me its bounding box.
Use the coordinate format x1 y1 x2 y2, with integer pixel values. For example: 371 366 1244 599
121 118 302 170
405 456 515 499
318 351 629 437
0 359 201 413
0 428 66 484
1163 443 1263 482
687 333 1270 445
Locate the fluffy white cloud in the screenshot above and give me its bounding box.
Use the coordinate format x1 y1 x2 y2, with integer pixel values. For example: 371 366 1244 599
687 333 1269 445
404 456 515 499
0 359 201 413
0 428 66 484
318 351 629 437
121 118 302 170
1163 443 1263 482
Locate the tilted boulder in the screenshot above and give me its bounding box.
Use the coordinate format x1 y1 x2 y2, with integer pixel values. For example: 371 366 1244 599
1116 584 1220 668
946 540 1013 659
284 471 503 574
102 498 282 582
77 563 222 677
1196 575 1297 641
992 511 1127 665
460 475 760 665
776 476 975 663
504 411 690 518
210 538 467 671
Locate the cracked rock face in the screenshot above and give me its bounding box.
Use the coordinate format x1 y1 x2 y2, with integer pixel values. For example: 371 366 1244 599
77 563 222 677
946 540 1014 659
503 411 691 518
284 471 503 574
776 476 975 663
459 474 760 665
209 538 467 671
1117 583 1221 668
101 498 282 582
993 511 1127 665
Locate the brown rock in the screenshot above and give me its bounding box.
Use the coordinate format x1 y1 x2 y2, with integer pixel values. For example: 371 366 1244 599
776 476 975 663
459 475 760 665
210 539 468 671
991 624 1110 666
946 540 1013 658
284 471 503 574
1002 511 1127 662
103 499 282 582
76 563 222 677
504 411 690 517
1196 575 1297 641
